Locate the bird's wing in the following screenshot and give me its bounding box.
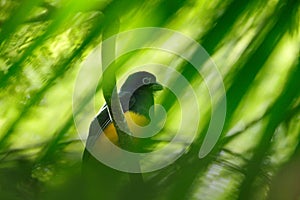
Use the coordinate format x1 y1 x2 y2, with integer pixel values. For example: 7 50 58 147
86 104 112 149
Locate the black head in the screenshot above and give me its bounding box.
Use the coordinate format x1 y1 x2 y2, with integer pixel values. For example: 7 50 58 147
119 71 163 118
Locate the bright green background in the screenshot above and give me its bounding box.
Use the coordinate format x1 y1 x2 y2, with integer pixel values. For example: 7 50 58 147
0 0 299 199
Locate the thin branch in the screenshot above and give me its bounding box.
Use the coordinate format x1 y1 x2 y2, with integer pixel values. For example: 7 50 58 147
101 15 133 150
100 13 144 186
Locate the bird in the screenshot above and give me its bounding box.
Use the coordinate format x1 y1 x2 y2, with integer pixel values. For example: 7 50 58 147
82 71 163 199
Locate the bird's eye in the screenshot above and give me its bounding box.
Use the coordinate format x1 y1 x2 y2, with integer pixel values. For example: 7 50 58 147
142 77 151 85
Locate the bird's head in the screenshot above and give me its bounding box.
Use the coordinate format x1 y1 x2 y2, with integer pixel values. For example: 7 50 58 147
119 71 163 118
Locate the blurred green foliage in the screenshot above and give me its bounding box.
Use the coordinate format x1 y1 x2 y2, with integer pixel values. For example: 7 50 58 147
0 0 299 199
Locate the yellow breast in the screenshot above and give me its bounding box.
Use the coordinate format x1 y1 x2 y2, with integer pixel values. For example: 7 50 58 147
98 111 149 145
91 111 149 157
124 111 149 134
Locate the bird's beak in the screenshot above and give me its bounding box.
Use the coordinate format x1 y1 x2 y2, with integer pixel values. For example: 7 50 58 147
150 82 163 91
